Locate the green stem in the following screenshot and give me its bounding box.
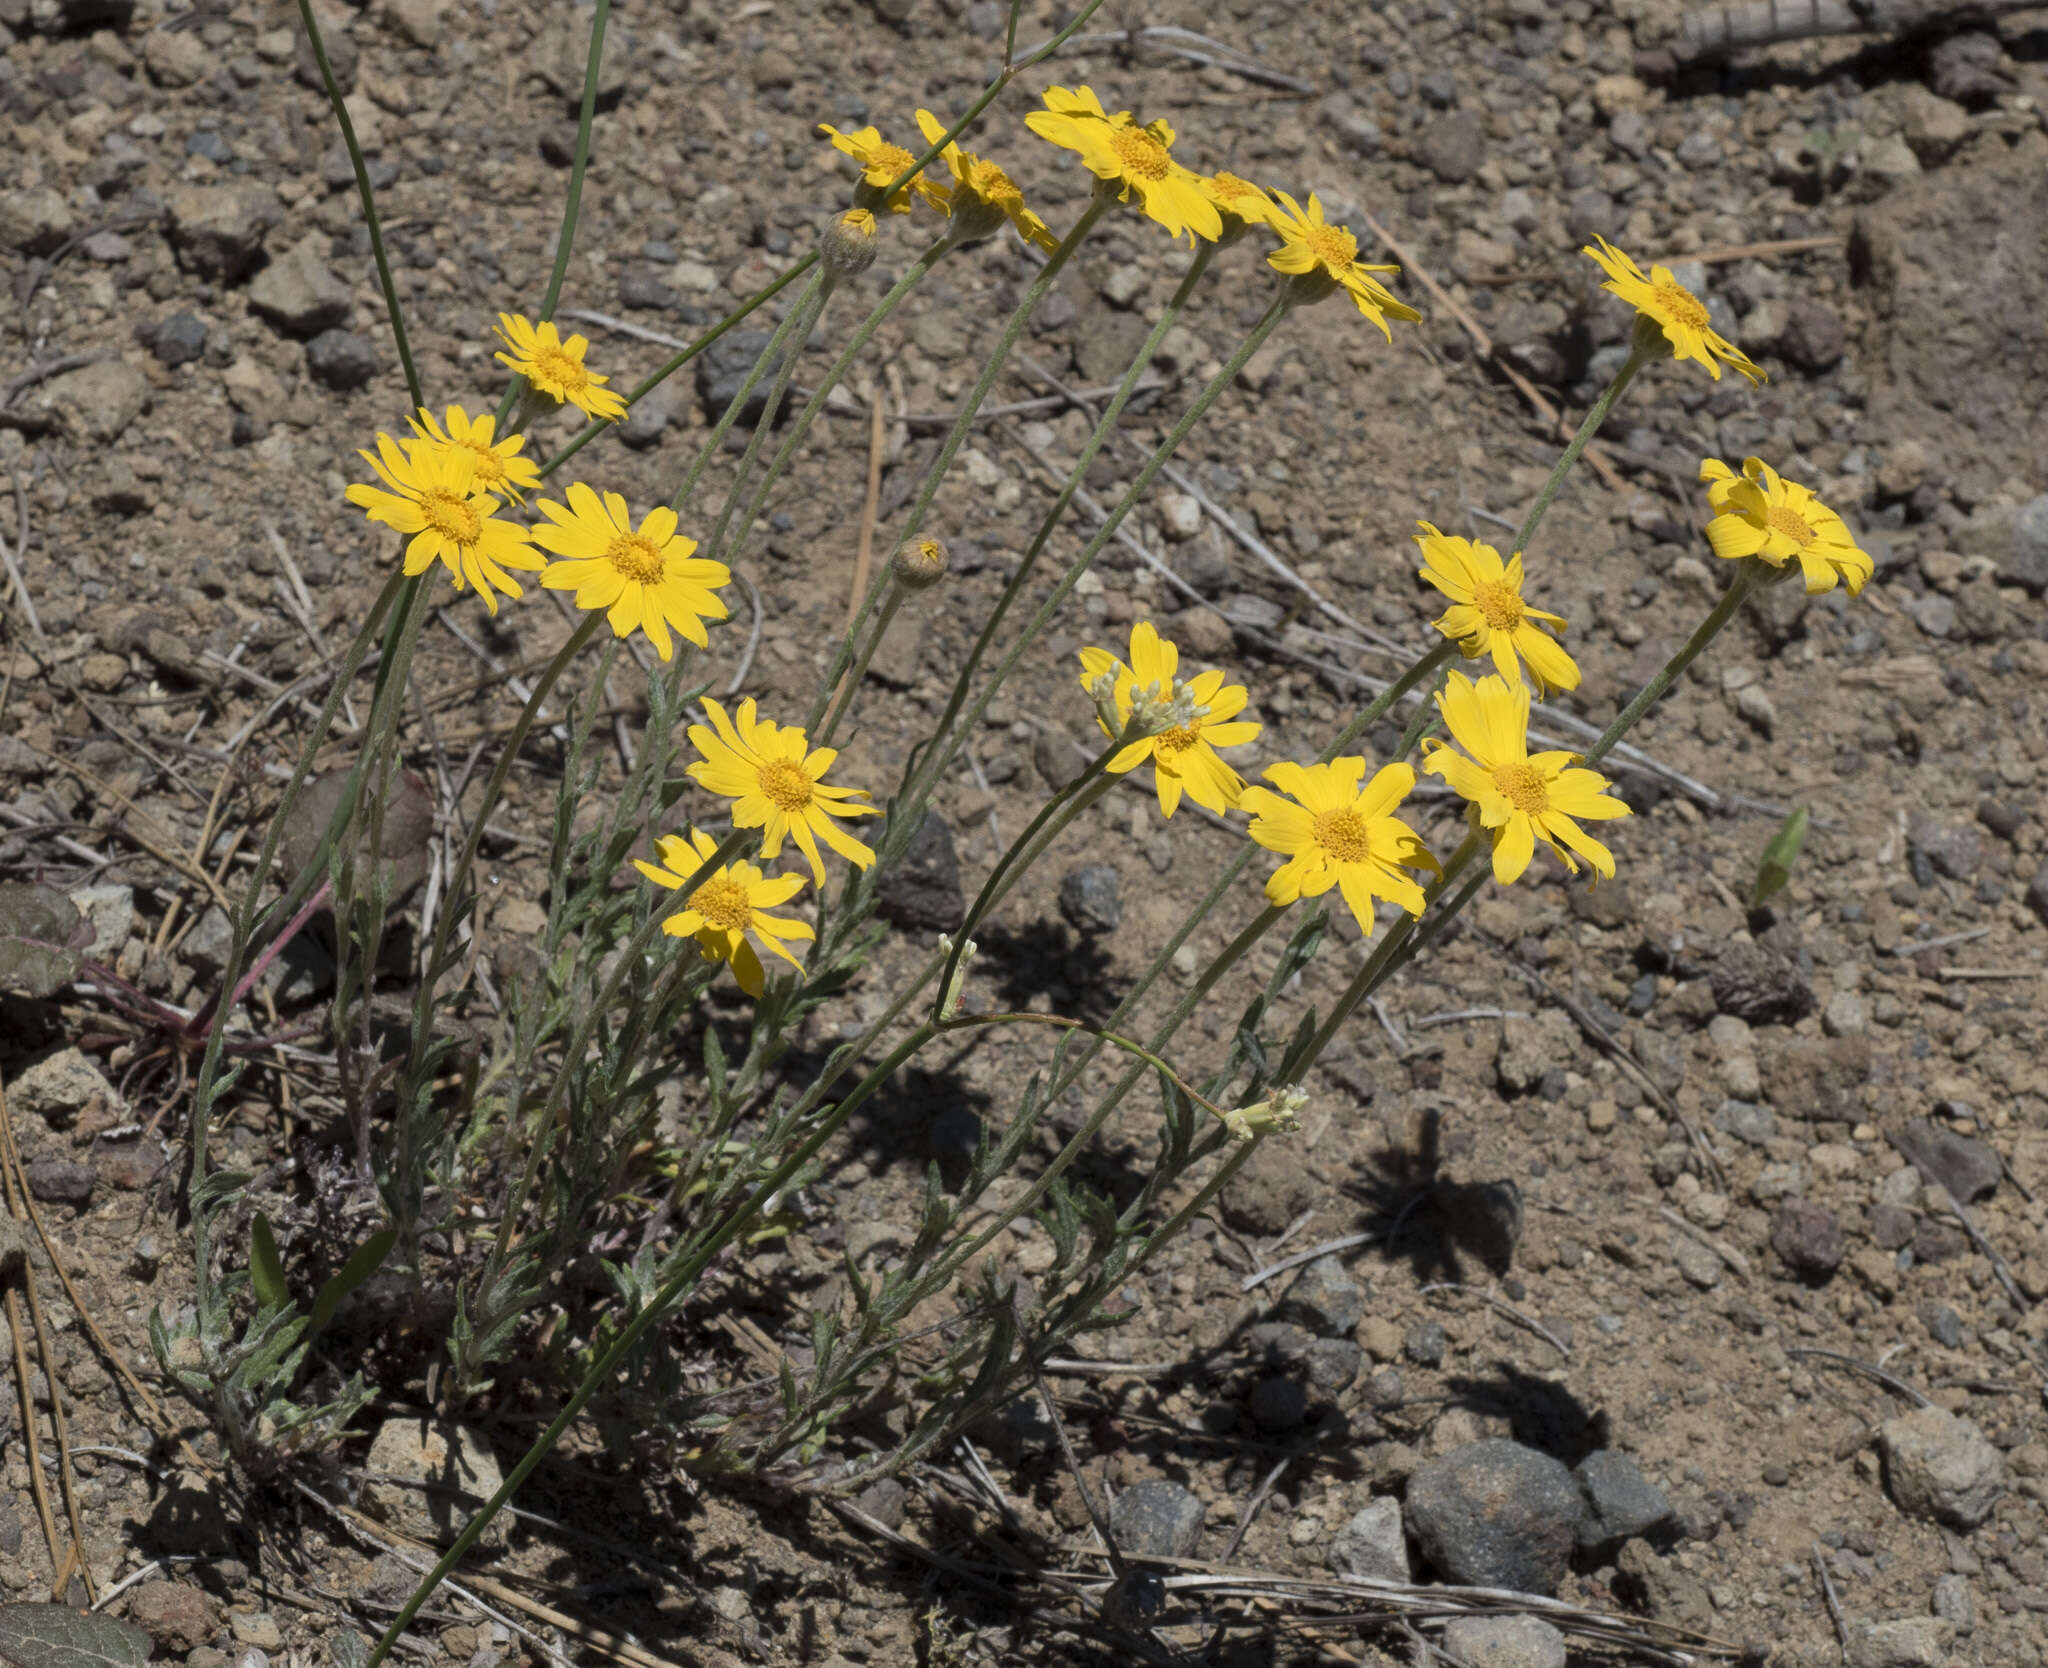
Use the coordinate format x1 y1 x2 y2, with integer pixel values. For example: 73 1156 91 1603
669 268 829 515
906 235 1219 772
1286 833 1480 1082
536 255 820 481
1586 561 1761 766
364 1018 937 1668
537 0 609 324
722 233 953 623
400 614 604 1094
184 571 406 1303
933 731 1127 1023
900 288 1295 819
1512 337 1649 558
818 584 905 745
293 0 421 411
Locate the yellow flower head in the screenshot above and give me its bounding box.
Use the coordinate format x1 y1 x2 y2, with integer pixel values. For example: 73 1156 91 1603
915 108 1059 252
1075 621 1261 818
1024 85 1222 247
1582 236 1763 385
1239 758 1439 937
406 403 540 504
1421 671 1630 886
1414 522 1580 697
634 829 814 999
345 432 542 614
1700 456 1873 596
532 483 730 662
817 123 949 215
1201 171 1281 231
494 313 629 421
1266 191 1421 339
686 697 878 887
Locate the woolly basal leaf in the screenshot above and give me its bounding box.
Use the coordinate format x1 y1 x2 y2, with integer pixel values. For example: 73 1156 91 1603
0 1605 152 1668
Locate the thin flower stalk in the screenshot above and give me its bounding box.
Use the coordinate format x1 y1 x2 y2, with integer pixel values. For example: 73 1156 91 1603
711 232 954 587
292 0 420 410
536 0 608 327
182 569 406 1310
897 287 1295 818
1512 334 1651 560
361 1014 938 1668
1586 560 1762 766
869 235 1219 754
537 253 820 482
813 190 1116 745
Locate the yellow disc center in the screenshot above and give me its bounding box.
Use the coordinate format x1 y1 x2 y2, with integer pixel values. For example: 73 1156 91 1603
420 488 481 545
1471 579 1525 634
1493 761 1550 815
605 533 666 585
534 345 589 394
969 159 1022 207
870 142 916 177
1763 503 1816 547
1210 171 1258 207
1110 126 1172 182
1154 723 1201 757
1312 807 1372 864
1304 224 1358 272
461 442 505 489
690 874 754 933
757 758 814 812
1654 282 1710 330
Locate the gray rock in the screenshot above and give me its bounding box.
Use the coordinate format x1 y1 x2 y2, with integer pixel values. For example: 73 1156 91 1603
854 1477 906 1531
67 883 134 956
1893 1117 1999 1204
1907 812 1980 883
1920 1302 1963 1348
1058 864 1121 934
305 329 379 391
0 186 74 254
1907 593 1955 639
1108 1478 1205 1558
250 234 352 336
1404 1322 1446 1367
1710 942 1812 1024
1713 1098 1775 1146
182 905 235 980
616 396 669 450
9 1048 117 1128
875 813 962 933
1574 1450 1676 1551
1849 1617 1955 1668
167 183 283 282
1927 29 2009 104
1959 494 2048 592
2030 865 2048 926
1931 1572 1974 1632
1416 112 1485 183
1276 1254 1365 1338
38 359 150 443
1879 1406 2005 1528
1672 1235 1722 1290
1404 1440 1584 1595
694 330 787 426
150 311 209 367
1494 1014 1554 1094
1770 1199 1843 1279
1441 1615 1568 1668
1327 1496 1411 1582
1778 300 1845 371
1824 989 1870 1037
1304 1337 1362 1394
363 1418 508 1550
26 1160 94 1206
1869 1204 1917 1250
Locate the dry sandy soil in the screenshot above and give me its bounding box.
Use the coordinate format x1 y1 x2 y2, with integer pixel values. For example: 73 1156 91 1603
4 0 2048 1664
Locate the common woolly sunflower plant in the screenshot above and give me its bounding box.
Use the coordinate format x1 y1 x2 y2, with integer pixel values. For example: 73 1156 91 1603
161 7 1874 1660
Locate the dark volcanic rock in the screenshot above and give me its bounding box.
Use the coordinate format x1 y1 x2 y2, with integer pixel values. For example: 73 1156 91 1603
1404 1440 1585 1595
1770 1199 1843 1279
874 813 962 933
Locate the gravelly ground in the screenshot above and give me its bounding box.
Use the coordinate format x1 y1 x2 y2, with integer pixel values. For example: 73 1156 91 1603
4 0 2048 1663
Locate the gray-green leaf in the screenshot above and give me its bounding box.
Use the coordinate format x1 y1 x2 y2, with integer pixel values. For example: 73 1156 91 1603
0 1604 152 1668
1751 805 1809 909
0 883 92 999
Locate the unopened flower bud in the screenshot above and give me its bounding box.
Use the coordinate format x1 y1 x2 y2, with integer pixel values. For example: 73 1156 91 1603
891 534 949 591
937 933 978 1020
1127 678 1207 740
1087 670 1125 737
823 208 879 277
